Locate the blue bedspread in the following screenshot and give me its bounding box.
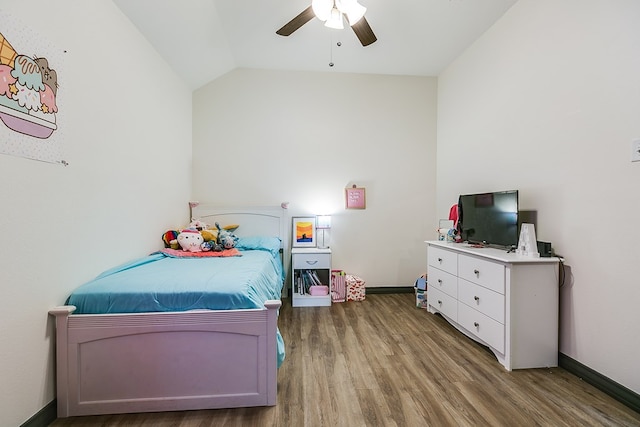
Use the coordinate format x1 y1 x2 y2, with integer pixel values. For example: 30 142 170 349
67 248 286 366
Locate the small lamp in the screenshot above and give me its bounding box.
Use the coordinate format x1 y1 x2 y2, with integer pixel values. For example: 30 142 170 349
316 215 332 249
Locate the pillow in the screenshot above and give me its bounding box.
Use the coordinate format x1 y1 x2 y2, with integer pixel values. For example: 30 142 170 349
235 236 282 256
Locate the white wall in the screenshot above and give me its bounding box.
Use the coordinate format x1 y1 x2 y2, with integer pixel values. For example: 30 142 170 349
0 1 193 425
193 69 437 287
437 0 640 393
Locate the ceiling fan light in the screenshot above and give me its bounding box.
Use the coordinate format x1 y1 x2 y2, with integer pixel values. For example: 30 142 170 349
312 0 333 21
324 8 344 29
334 0 348 13
335 0 366 25
345 3 366 26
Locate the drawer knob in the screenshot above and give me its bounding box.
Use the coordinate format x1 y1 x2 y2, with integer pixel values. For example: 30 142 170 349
438 279 442 285
474 322 479 328
438 300 442 305
474 296 480 303
306 260 318 265
437 257 443 263
474 269 480 276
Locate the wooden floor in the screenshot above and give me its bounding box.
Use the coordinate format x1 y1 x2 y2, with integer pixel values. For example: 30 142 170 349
50 293 640 427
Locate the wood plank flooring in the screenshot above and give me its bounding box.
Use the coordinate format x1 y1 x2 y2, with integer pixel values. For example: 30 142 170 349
49 293 640 426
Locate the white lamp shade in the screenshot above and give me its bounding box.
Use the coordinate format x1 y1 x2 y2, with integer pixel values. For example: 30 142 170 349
337 0 366 25
324 8 344 29
312 0 333 21
316 215 332 229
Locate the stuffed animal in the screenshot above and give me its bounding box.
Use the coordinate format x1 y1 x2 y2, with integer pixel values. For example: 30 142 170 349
215 222 238 249
200 229 216 242
162 230 180 249
177 228 205 252
189 220 238 243
202 240 223 252
188 218 209 231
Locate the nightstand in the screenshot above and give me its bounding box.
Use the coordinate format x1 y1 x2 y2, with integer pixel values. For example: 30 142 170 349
291 247 332 307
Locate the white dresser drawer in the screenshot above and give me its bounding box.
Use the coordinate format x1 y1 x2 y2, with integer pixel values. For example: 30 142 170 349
293 253 330 269
458 254 505 294
427 246 458 275
458 302 505 354
427 267 458 299
428 287 457 322
458 279 505 324
425 240 560 371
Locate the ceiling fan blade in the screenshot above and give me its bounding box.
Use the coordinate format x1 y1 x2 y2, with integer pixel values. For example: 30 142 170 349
276 6 315 36
351 16 377 46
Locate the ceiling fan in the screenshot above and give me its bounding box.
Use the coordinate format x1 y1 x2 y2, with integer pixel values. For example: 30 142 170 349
276 0 377 47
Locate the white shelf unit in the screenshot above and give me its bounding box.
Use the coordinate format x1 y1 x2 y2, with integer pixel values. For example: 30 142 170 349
291 247 331 307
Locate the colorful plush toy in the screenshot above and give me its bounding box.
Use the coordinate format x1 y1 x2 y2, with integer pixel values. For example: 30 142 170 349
177 228 205 252
215 222 238 249
164 222 239 252
162 230 180 249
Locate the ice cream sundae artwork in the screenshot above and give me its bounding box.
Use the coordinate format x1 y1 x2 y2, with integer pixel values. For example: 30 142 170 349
0 32 58 139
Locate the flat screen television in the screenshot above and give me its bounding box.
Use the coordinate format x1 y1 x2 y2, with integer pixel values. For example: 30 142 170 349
458 190 519 248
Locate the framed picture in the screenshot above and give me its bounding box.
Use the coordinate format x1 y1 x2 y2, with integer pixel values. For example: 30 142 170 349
345 186 366 209
292 216 317 247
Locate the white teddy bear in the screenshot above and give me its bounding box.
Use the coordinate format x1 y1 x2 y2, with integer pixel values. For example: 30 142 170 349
177 229 205 252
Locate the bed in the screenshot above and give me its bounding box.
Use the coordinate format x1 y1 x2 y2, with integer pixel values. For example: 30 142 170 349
49 205 289 418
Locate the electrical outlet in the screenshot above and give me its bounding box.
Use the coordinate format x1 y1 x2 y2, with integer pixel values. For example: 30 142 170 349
632 139 640 162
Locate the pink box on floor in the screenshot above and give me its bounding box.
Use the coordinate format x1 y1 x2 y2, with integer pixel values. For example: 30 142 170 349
346 275 366 301
309 285 329 296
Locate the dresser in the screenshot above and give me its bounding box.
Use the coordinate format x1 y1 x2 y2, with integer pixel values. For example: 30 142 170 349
426 240 560 371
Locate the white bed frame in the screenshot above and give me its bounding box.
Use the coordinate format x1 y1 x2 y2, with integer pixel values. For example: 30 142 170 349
49 205 288 418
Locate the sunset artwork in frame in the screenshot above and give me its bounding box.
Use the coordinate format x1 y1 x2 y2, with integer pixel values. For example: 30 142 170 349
292 216 316 247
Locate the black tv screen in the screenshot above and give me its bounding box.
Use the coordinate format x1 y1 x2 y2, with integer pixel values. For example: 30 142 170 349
458 190 519 248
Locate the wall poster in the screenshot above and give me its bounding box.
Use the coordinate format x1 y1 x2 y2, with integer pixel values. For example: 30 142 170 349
0 11 66 165
345 185 366 209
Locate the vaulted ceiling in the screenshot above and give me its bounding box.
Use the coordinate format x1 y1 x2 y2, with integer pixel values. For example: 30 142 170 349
114 0 517 90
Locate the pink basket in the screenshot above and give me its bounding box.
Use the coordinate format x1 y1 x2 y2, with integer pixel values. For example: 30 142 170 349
309 285 329 296
331 270 346 302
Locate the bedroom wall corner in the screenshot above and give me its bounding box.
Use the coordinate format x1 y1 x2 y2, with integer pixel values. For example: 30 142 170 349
0 1 192 425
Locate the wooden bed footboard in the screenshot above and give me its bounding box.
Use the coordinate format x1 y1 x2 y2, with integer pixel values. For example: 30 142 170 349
49 300 281 418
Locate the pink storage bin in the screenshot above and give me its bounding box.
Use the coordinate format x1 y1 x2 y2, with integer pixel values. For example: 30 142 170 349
309 285 329 296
